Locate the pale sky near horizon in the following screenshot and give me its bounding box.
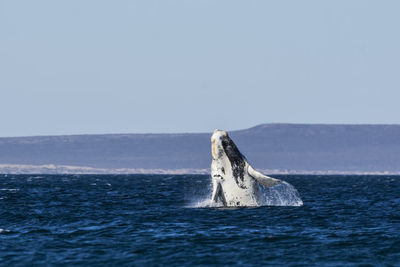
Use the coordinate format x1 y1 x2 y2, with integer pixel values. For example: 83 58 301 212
1 1 400 137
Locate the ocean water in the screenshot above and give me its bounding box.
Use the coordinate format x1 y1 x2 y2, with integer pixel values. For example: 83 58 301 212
0 174 399 266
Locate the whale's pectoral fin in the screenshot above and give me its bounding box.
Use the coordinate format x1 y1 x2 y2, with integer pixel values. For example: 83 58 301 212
212 182 227 206
247 165 281 188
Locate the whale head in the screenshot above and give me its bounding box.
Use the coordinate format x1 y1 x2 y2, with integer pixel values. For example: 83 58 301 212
211 129 245 162
211 129 235 159
211 129 247 184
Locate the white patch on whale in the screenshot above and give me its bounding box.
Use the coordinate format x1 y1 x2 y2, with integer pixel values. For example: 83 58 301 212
205 129 303 207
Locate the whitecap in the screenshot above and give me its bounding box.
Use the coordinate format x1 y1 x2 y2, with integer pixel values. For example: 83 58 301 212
0 188 19 192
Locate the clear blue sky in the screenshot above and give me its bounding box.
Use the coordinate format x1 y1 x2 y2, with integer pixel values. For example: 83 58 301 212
1 1 399 137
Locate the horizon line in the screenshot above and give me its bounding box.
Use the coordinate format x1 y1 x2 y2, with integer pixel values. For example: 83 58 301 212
1 122 400 139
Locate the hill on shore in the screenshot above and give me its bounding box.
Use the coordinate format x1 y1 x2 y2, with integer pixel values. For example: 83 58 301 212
1 124 400 174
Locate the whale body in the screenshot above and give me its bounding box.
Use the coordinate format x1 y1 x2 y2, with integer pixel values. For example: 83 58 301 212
211 129 282 207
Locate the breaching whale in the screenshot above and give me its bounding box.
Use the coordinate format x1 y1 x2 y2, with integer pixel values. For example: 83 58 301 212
211 129 282 207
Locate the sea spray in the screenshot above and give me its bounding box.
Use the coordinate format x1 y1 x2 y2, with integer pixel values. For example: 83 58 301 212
184 175 214 207
258 181 303 206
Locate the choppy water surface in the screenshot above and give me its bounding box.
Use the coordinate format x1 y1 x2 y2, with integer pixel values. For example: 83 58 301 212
0 174 399 266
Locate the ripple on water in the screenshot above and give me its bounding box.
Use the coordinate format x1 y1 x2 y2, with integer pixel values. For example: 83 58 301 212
0 174 399 266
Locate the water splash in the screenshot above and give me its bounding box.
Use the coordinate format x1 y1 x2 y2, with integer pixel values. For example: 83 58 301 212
190 198 219 208
185 179 215 208
258 181 303 206
188 177 303 208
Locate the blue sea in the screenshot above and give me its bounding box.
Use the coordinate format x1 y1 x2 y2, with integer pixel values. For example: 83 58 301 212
0 174 399 266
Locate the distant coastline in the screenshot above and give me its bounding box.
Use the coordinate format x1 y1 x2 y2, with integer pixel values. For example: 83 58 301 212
1 123 400 175
1 164 399 176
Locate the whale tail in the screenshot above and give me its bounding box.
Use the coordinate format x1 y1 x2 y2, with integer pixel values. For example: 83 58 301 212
247 165 281 188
